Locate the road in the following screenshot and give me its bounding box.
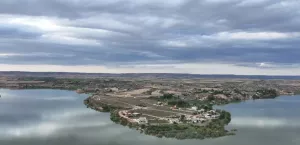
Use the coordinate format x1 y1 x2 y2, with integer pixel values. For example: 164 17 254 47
142 113 165 120
93 95 135 107
140 99 194 114
93 95 193 116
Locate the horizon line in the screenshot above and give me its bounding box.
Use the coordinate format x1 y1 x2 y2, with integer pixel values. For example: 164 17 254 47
1 71 300 77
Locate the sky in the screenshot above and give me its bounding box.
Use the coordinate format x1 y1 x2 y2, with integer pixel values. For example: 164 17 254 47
0 0 300 75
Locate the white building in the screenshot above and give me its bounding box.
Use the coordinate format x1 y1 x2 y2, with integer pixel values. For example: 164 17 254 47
191 118 199 123
110 87 119 92
205 113 212 119
208 110 216 114
191 106 198 111
136 117 148 124
211 114 220 119
198 109 205 113
191 117 206 124
186 115 192 121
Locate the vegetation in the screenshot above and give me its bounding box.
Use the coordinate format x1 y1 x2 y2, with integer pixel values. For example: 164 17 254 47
150 94 192 108
168 100 191 108
294 90 300 95
106 102 233 140
202 104 213 111
159 93 178 100
253 89 278 99
101 104 118 112
144 110 232 140
155 93 239 108
84 98 119 112
4 75 300 140
195 89 209 93
110 110 121 123
217 110 231 125
195 89 231 96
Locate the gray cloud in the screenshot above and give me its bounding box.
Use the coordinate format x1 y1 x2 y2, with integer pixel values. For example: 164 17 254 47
0 0 300 70
0 25 41 39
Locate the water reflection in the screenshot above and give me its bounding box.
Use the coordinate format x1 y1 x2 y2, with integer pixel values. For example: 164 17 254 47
0 89 300 145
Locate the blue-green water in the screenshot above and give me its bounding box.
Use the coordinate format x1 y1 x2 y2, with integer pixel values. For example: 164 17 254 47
0 89 299 145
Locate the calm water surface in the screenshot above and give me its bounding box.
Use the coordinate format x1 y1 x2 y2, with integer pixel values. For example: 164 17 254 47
0 89 300 145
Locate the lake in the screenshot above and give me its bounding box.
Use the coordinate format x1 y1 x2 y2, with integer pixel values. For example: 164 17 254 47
0 89 300 145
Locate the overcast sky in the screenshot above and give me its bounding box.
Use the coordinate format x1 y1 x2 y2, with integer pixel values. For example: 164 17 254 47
0 0 300 75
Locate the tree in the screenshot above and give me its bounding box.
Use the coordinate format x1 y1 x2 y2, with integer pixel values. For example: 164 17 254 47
180 115 186 122
141 124 146 129
207 95 215 101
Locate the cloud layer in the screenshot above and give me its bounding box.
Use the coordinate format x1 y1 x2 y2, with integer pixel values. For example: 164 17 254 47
0 0 300 74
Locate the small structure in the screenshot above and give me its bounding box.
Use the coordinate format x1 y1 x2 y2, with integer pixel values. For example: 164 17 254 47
211 114 220 119
170 105 177 110
204 111 220 119
133 105 145 110
106 87 119 92
154 101 164 106
127 112 133 117
136 117 148 124
125 94 131 97
168 118 180 124
198 109 205 113
191 118 200 123
204 113 212 119
199 118 206 123
185 115 207 124
186 115 192 121
76 89 84 94
111 87 119 92
190 106 198 111
132 112 141 117
208 110 216 114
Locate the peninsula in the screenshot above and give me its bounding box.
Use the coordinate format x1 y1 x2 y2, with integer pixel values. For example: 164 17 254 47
1 72 300 140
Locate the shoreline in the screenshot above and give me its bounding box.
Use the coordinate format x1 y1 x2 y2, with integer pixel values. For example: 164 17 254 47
84 95 237 140
0 87 294 140
1 77 300 140
83 91 296 140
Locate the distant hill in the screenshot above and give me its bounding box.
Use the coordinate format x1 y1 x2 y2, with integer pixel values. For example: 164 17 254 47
0 71 300 80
